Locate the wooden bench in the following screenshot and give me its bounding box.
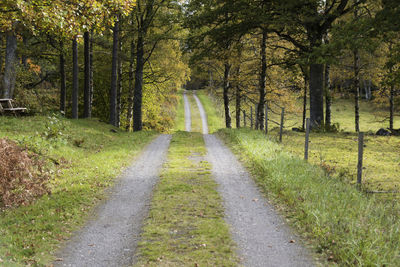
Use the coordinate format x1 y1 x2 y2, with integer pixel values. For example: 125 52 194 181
0 99 27 116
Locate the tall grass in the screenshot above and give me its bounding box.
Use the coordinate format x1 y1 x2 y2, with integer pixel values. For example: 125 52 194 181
219 128 400 266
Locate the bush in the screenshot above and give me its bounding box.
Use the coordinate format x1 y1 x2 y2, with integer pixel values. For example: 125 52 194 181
0 139 50 207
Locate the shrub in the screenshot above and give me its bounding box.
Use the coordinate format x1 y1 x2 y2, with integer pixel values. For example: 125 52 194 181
0 139 50 207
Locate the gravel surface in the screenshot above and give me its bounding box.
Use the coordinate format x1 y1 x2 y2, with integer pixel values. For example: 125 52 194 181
55 135 171 267
193 92 209 134
183 91 191 132
204 135 314 267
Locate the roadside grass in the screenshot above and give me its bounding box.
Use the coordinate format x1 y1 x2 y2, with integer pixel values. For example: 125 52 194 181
135 131 239 266
187 92 203 133
195 90 225 133
218 128 400 266
0 115 156 266
200 89 400 192
174 90 185 132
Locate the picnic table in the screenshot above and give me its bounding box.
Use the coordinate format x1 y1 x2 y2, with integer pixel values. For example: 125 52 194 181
0 99 27 116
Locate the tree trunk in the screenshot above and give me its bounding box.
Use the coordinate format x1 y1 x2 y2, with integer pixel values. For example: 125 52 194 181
126 38 135 131
110 20 119 127
223 62 232 128
116 33 123 127
83 31 91 118
89 31 94 112
309 63 324 128
133 33 145 131
353 48 360 132
72 37 79 119
257 29 267 131
2 31 17 98
59 44 66 113
235 79 241 128
0 33 4 93
302 73 308 130
325 63 332 128
21 34 28 68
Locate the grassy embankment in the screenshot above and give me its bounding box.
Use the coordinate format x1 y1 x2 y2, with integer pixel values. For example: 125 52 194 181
135 130 238 264
0 116 156 266
196 91 225 133
218 128 400 266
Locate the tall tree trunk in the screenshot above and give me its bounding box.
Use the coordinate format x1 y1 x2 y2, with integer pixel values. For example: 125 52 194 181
257 29 267 131
89 31 94 112
2 31 17 98
59 44 66 113
235 71 241 128
72 36 79 119
110 20 119 127
0 33 4 93
21 34 28 68
133 33 145 131
309 63 324 128
223 62 232 128
325 63 332 128
116 34 123 127
83 31 91 118
126 38 135 131
302 72 308 130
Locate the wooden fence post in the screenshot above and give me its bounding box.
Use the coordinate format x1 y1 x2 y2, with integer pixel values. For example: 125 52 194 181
243 110 246 127
357 132 364 187
279 107 285 142
304 118 310 160
250 106 253 129
265 103 268 135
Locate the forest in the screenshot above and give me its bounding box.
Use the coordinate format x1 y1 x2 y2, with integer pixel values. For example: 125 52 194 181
1 0 400 266
0 0 399 133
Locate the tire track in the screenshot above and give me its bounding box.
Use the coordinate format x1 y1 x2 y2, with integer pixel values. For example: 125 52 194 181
183 90 191 132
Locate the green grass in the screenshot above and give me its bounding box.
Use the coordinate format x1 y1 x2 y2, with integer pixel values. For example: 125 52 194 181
196 90 225 133
135 131 239 266
218 128 400 266
0 115 157 266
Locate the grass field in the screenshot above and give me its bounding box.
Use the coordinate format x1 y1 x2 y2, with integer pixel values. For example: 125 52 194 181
0 115 156 266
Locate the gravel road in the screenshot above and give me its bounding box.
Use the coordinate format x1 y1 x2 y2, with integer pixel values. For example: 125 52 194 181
193 92 209 134
183 91 191 132
55 134 171 267
204 135 314 267
193 94 314 266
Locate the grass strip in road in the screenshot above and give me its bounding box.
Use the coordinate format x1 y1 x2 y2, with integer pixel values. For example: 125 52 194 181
218 128 400 266
0 116 156 266
196 91 225 133
135 131 239 266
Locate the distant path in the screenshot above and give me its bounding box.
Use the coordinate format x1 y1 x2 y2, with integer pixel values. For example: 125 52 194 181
204 135 314 267
55 135 171 267
193 92 208 134
183 91 191 132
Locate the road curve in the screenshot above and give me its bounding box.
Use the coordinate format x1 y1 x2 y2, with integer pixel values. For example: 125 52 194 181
55 135 171 267
204 134 314 267
193 92 209 134
183 91 191 132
